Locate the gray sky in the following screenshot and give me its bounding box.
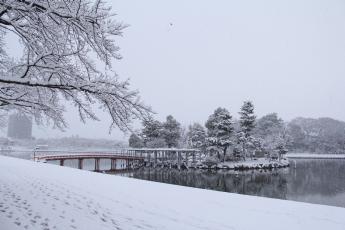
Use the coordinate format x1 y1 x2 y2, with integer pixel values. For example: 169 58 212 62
4 0 345 140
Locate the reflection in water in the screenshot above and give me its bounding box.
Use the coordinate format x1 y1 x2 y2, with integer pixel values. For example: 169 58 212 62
120 159 345 208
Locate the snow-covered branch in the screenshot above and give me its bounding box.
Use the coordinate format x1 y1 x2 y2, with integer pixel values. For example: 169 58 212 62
0 0 152 131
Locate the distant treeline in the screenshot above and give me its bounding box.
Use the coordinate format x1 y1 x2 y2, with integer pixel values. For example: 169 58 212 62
0 137 126 150
288 117 345 154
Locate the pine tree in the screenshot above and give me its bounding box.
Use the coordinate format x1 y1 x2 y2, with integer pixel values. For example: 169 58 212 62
239 101 256 137
141 117 164 146
162 115 181 148
205 108 234 161
238 101 256 159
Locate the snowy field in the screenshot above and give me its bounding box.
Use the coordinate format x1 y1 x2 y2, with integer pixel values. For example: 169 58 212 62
286 153 345 159
1 156 345 230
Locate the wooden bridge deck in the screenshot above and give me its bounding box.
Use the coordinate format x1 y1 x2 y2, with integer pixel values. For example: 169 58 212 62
36 153 144 161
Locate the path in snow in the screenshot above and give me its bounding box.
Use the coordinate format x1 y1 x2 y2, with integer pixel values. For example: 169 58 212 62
1 155 345 230
0 169 124 230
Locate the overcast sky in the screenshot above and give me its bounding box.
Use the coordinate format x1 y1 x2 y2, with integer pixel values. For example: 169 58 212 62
4 0 345 140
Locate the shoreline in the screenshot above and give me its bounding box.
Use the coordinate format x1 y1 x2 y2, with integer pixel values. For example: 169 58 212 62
147 158 290 171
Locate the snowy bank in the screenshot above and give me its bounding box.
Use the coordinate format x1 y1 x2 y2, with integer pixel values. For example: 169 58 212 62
0 156 345 230
154 158 289 170
286 153 345 159
210 158 289 170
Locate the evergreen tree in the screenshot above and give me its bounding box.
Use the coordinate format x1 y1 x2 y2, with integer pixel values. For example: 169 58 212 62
141 117 164 146
128 133 144 148
187 123 206 149
162 115 181 148
205 108 234 161
238 101 256 158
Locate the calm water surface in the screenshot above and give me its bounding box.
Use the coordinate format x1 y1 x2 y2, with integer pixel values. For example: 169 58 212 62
119 159 345 208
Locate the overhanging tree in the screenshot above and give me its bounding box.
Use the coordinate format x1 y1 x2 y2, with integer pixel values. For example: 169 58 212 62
0 0 151 131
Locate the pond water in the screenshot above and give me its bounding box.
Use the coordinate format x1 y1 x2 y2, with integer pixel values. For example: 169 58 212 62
118 159 345 208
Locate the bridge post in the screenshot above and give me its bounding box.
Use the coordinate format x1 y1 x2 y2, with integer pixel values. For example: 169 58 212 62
94 158 100 171
60 159 64 166
177 151 181 169
162 150 165 165
111 159 116 171
154 151 157 167
78 159 83 169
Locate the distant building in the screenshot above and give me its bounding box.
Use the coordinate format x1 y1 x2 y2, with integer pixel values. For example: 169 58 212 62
7 114 33 139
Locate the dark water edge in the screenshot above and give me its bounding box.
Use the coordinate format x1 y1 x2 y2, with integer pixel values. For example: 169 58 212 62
116 159 345 208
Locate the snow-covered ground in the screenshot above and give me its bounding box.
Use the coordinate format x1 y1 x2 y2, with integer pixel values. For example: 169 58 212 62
286 153 345 159
1 156 345 230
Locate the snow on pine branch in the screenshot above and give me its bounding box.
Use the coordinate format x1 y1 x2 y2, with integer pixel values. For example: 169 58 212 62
0 0 152 131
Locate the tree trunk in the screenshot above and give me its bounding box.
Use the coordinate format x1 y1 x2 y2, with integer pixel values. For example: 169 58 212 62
242 143 246 161
223 147 227 162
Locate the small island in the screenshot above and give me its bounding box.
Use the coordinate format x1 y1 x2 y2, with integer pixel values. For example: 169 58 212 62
129 101 289 171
